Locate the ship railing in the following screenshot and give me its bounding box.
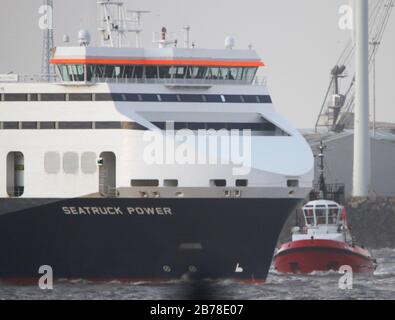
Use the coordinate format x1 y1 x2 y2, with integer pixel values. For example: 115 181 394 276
88 76 267 86
309 183 346 204
3 74 267 86
99 185 119 198
253 76 267 86
2 74 60 83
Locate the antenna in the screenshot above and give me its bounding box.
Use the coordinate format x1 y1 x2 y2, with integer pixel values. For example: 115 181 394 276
97 0 124 47
41 0 55 81
225 36 235 49
152 26 177 48
78 30 91 47
97 1 149 48
62 34 70 43
183 25 191 48
127 10 150 48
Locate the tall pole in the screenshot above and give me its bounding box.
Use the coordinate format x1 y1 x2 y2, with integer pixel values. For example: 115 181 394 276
41 0 54 81
183 25 190 48
352 0 371 197
372 54 376 137
136 12 142 48
370 40 380 137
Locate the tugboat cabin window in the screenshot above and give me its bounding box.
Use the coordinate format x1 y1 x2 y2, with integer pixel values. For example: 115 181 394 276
328 208 340 224
303 208 314 225
315 207 327 225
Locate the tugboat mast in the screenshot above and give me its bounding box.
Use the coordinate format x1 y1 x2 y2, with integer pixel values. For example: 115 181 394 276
317 140 327 199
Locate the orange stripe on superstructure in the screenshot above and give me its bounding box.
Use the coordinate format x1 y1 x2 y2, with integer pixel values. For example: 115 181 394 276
50 58 265 67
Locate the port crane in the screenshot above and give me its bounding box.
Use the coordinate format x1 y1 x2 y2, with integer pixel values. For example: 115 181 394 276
315 0 394 133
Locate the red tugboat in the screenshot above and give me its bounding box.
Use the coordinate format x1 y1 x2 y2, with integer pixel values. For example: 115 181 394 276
274 141 377 274
273 199 377 273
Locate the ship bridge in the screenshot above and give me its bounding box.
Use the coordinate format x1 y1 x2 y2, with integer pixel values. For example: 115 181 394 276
50 47 264 84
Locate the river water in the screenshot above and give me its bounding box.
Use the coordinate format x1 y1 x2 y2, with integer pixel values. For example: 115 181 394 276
1 249 394 300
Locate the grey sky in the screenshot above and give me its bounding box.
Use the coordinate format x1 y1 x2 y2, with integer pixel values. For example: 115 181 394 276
0 0 394 128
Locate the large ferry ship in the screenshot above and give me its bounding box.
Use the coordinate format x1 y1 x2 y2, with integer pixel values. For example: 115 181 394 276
0 1 313 283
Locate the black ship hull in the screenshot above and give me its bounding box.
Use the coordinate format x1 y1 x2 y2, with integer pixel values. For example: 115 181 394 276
0 197 300 283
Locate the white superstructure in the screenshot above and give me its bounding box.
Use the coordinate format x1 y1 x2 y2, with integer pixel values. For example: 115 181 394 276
0 45 314 200
0 2 313 202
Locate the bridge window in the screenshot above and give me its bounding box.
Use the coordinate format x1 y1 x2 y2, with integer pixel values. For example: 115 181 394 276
186 66 199 78
218 67 238 80
195 66 209 79
58 64 258 83
242 67 257 82
159 66 171 79
60 65 71 81
208 67 220 79
134 66 144 78
145 66 159 79
123 66 134 78
72 65 85 81
104 65 116 78
87 65 102 80
59 65 85 81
